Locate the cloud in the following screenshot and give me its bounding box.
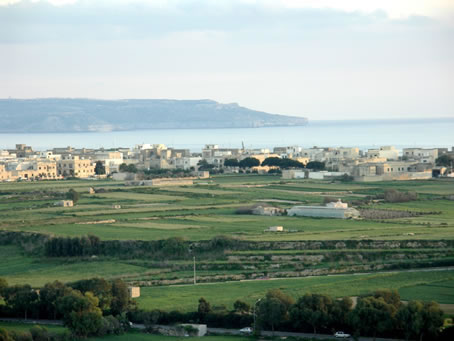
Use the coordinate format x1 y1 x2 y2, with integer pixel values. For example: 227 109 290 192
2 0 447 44
1 0 454 19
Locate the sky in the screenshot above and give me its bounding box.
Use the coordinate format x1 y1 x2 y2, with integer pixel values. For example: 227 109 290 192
1 0 453 120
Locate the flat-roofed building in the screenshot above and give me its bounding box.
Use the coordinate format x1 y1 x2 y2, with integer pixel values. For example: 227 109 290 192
57 155 95 178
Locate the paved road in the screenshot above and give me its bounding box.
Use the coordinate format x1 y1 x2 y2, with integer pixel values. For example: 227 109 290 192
0 318 404 341
208 327 403 341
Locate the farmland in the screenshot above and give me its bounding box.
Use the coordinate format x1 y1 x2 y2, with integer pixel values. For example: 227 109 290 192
0 174 453 312
135 270 454 312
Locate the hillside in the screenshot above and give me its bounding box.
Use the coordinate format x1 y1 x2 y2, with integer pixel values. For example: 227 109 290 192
0 98 308 133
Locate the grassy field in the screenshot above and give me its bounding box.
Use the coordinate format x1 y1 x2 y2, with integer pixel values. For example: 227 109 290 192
0 245 148 287
1 176 453 242
399 278 454 304
135 270 454 312
0 321 66 333
1 175 453 308
0 323 252 341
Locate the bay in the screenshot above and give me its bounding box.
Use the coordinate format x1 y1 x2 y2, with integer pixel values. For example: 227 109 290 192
0 118 453 151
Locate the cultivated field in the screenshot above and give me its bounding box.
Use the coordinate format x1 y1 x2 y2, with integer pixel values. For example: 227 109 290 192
1 175 453 312
135 270 454 312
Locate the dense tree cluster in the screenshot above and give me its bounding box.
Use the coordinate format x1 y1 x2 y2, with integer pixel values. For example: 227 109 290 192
129 289 447 340
119 163 138 173
305 161 326 170
261 157 305 169
44 235 189 259
0 277 133 338
239 157 260 168
436 154 454 167
255 289 444 340
65 189 80 204
223 159 239 167
383 189 418 203
94 161 106 175
45 234 101 257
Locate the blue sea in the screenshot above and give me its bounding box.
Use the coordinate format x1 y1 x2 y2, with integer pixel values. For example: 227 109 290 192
0 118 453 151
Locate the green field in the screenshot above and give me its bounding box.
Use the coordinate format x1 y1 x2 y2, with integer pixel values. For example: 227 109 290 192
1 175 453 308
0 321 66 333
135 270 454 312
1 176 453 242
0 323 252 341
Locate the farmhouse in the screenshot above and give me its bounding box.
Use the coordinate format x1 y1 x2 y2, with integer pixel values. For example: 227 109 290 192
252 205 285 216
265 226 284 232
128 286 140 298
56 200 74 207
287 200 359 219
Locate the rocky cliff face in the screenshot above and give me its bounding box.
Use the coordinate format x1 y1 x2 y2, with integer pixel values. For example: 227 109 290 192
0 98 308 133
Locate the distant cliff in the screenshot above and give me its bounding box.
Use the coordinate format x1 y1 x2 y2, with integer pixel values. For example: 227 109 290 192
0 98 308 133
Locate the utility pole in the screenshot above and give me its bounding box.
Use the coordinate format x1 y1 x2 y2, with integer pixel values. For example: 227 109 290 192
193 256 196 285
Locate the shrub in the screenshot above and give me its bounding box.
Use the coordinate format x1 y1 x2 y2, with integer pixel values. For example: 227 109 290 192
384 189 418 203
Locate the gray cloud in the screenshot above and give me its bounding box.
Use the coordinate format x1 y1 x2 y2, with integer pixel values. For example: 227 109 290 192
0 0 453 119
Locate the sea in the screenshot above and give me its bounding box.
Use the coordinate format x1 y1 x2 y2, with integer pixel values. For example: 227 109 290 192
0 118 453 152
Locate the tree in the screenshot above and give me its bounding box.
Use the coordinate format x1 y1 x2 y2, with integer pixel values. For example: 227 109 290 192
70 278 113 312
290 293 333 334
257 297 286 333
384 189 418 203
266 289 294 311
66 188 80 204
351 296 396 341
419 301 444 341
261 157 305 169
2 285 38 319
0 327 12 341
396 300 423 341
0 278 7 297
94 161 106 175
239 157 260 169
306 161 325 170
119 163 137 173
198 297 211 315
29 325 50 341
261 157 282 167
224 159 239 167
257 289 295 333
372 289 401 310
39 281 73 319
197 160 214 171
57 290 103 338
436 154 454 167
330 296 353 332
279 158 305 169
110 279 130 315
233 300 251 314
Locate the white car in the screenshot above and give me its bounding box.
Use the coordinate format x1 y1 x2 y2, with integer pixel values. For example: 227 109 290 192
334 331 351 338
239 327 253 334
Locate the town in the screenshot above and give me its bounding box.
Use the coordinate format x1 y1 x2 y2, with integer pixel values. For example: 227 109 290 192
1 143 453 182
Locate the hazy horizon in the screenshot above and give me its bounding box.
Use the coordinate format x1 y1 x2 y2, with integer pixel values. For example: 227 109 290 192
1 0 453 120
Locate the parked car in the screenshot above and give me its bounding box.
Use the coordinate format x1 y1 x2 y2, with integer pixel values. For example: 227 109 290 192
239 327 253 334
334 331 351 338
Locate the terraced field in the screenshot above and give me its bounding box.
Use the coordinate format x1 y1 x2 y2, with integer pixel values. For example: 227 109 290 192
0 175 453 311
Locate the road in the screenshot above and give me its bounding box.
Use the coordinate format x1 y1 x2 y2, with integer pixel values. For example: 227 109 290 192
139 323 403 341
0 318 404 341
208 327 403 341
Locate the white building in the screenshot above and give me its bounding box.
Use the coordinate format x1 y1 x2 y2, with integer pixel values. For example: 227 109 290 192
403 148 438 163
288 200 359 219
366 146 399 161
